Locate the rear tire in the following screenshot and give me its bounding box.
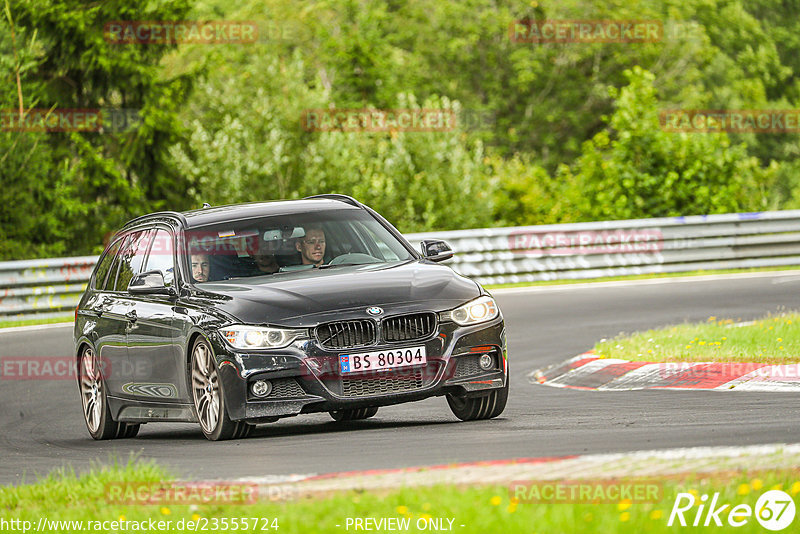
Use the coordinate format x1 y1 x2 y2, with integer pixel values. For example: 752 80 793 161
329 407 379 421
191 337 252 441
446 380 509 421
78 346 140 440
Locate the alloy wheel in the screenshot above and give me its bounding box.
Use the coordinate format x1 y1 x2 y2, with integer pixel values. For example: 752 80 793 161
192 341 220 433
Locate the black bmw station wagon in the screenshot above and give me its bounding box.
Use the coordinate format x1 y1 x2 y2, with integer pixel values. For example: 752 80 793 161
75 195 508 440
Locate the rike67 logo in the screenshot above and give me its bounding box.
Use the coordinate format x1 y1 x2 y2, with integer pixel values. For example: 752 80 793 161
668 490 796 530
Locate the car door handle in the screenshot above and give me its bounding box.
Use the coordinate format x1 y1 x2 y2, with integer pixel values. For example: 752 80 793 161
125 310 138 322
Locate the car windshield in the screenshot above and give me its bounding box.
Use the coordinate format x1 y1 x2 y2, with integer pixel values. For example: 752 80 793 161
183 209 415 282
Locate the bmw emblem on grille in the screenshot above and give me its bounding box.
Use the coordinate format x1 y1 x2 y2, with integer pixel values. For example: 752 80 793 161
366 306 384 316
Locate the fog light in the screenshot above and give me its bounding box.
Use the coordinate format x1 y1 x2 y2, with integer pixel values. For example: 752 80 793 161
478 353 494 370
251 380 272 397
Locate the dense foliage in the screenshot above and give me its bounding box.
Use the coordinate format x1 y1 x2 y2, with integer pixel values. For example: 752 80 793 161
2 0 800 258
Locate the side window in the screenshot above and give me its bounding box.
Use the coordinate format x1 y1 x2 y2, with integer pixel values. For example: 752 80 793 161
92 239 123 290
114 230 152 292
144 229 175 286
105 234 132 292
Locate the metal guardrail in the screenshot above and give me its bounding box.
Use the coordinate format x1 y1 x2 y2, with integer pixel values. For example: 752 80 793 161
3 210 800 321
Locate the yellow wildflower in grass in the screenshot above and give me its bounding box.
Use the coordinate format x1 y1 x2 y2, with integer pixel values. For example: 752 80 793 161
192 514 201 522
396 505 408 515
771 484 783 491
778 338 783 342
510 498 520 505
650 510 663 520
737 483 750 496
699 341 706 346
791 481 800 495
618 499 632 511
708 316 716 321
507 504 517 513
619 512 630 522
685 345 691 349
419 514 432 521
722 337 727 340
160 507 171 515
119 515 126 522
490 496 502 506
751 479 763 491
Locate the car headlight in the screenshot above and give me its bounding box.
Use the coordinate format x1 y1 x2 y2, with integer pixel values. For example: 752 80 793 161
219 325 307 349
441 296 499 326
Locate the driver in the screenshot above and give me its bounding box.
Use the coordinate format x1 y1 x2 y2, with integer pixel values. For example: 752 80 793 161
296 227 326 266
191 253 210 282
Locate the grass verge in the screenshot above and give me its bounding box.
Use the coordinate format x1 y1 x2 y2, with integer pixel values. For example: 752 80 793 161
594 311 800 364
0 315 73 329
2 461 799 533
485 265 800 290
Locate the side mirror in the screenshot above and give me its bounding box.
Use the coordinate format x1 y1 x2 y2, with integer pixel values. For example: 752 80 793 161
420 240 454 262
129 270 175 296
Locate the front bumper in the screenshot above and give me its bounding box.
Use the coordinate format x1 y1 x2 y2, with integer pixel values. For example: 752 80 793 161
211 318 507 423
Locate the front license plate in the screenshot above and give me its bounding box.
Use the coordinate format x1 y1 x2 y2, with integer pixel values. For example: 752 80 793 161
339 346 427 374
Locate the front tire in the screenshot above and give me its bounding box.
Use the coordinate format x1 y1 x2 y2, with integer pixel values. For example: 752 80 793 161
191 337 252 441
329 407 379 421
78 346 140 440
446 380 509 421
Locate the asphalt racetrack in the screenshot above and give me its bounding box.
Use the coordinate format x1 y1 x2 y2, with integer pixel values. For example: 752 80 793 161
2 272 800 485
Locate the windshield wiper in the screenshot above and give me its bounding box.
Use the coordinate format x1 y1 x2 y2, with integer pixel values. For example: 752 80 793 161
316 263 363 269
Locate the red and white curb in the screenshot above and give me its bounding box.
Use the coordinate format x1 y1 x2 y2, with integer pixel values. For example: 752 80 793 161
227 443 800 497
529 352 800 391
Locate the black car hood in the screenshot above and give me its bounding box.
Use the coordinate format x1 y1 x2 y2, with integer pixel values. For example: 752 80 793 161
192 260 481 327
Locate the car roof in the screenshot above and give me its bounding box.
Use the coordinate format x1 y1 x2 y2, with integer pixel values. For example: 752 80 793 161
182 199 360 228
122 198 362 230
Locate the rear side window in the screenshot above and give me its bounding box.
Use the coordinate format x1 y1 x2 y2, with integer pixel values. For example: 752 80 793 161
114 230 153 292
92 239 123 290
105 234 132 291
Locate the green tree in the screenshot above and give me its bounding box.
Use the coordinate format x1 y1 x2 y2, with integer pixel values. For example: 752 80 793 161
1 0 193 259
561 67 777 221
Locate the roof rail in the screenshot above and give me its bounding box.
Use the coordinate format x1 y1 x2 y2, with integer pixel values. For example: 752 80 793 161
121 211 188 229
303 194 362 208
